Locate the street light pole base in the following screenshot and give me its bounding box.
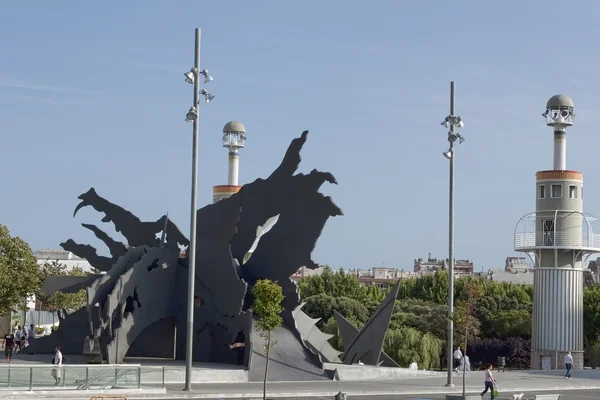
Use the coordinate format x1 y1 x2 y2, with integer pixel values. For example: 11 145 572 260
445 383 455 387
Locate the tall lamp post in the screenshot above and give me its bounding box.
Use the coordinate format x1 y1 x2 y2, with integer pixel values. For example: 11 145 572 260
182 28 215 391
441 81 465 387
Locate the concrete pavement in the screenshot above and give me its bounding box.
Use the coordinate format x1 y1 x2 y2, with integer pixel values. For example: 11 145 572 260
121 369 600 399
1 366 599 399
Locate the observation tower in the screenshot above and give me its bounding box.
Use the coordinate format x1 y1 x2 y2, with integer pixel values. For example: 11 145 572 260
514 95 600 370
212 121 246 203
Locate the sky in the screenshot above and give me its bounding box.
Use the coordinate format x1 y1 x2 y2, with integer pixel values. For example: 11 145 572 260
3 1 600 272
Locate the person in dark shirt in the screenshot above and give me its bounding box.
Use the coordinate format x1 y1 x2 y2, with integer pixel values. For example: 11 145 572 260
4 332 14 363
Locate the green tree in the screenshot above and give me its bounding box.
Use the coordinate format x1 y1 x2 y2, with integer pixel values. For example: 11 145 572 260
297 267 374 302
39 261 88 324
252 279 284 400
390 299 447 339
490 309 531 337
383 327 443 369
454 282 484 396
0 225 42 316
583 284 600 368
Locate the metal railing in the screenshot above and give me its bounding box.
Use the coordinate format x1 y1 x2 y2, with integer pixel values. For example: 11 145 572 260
515 232 600 250
0 364 143 391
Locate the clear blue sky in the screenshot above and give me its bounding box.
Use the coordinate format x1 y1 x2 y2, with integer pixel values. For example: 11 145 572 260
2 1 600 271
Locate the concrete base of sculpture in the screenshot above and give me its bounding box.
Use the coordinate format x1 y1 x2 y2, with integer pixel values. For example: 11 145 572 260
248 319 330 381
323 363 444 381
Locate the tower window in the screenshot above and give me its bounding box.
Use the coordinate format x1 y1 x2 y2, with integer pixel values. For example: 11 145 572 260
538 185 546 199
551 184 563 198
569 185 578 199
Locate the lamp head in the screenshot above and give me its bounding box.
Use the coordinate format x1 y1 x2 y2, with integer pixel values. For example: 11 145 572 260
185 106 198 122
200 89 215 103
443 150 452 160
184 67 198 85
200 69 213 84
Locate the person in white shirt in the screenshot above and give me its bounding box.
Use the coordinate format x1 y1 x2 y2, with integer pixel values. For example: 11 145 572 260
51 346 63 386
480 364 497 400
453 346 463 372
564 351 573 379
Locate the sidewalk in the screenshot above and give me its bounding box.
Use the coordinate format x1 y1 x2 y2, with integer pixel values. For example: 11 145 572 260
126 369 600 399
0 369 597 399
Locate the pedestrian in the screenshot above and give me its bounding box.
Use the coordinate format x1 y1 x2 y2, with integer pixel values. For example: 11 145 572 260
14 327 21 353
4 331 15 363
453 346 463 372
229 331 246 365
51 346 62 386
564 351 573 379
480 364 497 400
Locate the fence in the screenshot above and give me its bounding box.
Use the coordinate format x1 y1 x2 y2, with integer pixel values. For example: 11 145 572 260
0 364 177 391
0 364 145 391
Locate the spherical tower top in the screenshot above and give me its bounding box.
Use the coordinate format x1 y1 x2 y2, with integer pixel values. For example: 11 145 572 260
543 94 575 129
546 94 574 109
223 121 246 134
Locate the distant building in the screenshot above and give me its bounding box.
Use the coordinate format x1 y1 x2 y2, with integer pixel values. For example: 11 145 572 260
505 256 532 272
35 248 94 273
413 254 474 275
486 268 534 285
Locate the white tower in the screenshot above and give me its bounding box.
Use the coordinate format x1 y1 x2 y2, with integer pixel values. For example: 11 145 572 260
515 95 600 370
212 121 246 203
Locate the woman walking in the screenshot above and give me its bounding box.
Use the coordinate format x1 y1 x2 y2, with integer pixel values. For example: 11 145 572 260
480 364 497 400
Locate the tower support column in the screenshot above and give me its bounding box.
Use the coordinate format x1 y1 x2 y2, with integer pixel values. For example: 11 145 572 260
553 130 566 170
531 262 584 370
228 150 239 186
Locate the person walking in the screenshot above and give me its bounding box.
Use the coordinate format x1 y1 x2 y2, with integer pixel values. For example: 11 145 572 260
564 352 573 379
453 346 463 372
4 331 15 363
13 327 21 354
480 364 497 400
51 346 63 386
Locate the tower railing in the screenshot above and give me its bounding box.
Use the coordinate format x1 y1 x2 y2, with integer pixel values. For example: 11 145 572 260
515 231 600 250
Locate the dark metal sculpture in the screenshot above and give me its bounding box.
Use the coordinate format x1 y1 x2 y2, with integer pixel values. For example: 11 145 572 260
30 131 342 369
334 279 401 367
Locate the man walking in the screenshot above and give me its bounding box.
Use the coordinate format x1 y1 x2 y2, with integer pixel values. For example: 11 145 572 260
51 346 63 385
564 351 573 379
453 346 463 372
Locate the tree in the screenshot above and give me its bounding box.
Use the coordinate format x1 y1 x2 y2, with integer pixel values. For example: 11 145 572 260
453 282 483 396
583 284 600 368
297 267 368 302
39 261 88 324
0 224 42 316
252 279 284 400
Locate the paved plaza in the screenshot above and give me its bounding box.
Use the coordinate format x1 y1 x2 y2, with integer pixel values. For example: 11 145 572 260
0 368 598 399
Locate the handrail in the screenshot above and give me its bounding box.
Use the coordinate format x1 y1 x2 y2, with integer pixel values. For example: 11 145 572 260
515 231 600 249
0 364 163 391
0 364 142 368
98 367 138 389
77 367 114 390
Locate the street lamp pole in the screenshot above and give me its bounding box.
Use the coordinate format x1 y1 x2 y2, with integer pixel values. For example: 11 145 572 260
446 81 456 387
184 27 201 392
441 81 465 388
